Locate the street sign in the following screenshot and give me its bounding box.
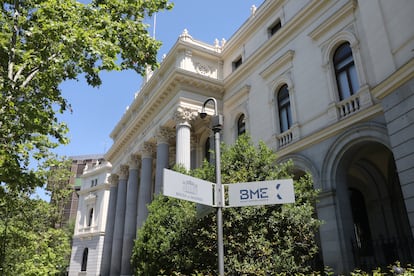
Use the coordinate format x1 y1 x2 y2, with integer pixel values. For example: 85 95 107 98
163 169 214 206
226 179 295 207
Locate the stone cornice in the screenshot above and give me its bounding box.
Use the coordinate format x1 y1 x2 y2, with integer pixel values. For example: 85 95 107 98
106 69 224 162
224 0 332 89
308 0 357 41
259 50 295 80
78 183 110 195
371 58 414 100
223 84 251 108
222 0 286 56
81 162 112 178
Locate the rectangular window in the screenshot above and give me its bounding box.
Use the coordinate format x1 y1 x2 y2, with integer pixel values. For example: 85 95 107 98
232 56 242 71
268 20 281 37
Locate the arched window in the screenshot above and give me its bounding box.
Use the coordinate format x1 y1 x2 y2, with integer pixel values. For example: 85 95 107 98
277 84 292 132
81 248 88 271
334 42 359 100
237 114 246 136
204 137 211 163
87 208 93 227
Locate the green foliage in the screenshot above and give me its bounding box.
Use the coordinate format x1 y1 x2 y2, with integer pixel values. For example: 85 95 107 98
0 189 72 275
132 135 321 275
132 195 198 275
0 0 173 190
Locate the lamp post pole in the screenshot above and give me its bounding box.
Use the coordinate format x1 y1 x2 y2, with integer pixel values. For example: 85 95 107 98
200 97 224 276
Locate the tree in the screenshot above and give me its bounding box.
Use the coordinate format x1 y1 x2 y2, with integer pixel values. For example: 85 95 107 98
0 0 173 190
132 135 321 275
0 157 75 275
0 188 72 275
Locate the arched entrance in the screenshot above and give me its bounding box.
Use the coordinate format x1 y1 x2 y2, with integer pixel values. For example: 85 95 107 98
338 141 413 270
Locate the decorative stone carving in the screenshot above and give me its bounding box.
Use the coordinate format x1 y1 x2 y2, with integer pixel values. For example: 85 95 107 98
173 107 198 125
196 63 210 76
140 142 155 158
128 154 140 170
156 126 174 144
118 165 129 180
109 174 119 187
179 29 192 41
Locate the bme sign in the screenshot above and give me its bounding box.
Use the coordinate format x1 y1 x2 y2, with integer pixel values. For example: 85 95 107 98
163 169 295 208
227 179 295 207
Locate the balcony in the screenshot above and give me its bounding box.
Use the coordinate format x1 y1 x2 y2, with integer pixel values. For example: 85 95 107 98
330 86 373 121
276 124 300 149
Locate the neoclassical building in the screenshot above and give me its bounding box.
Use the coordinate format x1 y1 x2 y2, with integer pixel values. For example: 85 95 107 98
72 0 414 275
68 158 112 275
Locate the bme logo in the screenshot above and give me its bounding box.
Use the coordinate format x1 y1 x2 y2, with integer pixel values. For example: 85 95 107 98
240 187 269 200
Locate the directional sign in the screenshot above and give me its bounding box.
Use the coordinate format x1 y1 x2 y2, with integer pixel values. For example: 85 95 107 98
226 179 295 207
163 169 214 206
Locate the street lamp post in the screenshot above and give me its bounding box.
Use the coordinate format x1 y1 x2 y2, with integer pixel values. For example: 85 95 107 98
200 97 224 276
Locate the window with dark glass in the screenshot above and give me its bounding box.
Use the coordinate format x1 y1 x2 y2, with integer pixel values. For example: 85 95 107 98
81 248 88 271
268 19 281 37
232 56 242 71
88 208 93 227
237 114 246 136
334 42 359 100
277 84 292 132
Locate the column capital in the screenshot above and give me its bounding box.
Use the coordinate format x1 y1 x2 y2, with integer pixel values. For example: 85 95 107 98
128 154 140 170
156 126 174 144
118 165 129 180
140 142 155 158
173 106 198 126
109 174 119 187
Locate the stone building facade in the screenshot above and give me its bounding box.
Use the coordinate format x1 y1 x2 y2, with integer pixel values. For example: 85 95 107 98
68 159 112 275
71 0 414 274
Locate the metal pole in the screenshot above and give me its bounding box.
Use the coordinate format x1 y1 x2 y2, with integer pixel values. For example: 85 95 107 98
200 97 224 276
214 129 224 276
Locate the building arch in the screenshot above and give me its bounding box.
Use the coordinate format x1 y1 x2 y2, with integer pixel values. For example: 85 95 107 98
320 122 412 271
321 122 390 191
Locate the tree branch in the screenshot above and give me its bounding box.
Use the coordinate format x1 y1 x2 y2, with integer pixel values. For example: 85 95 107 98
21 68 39 88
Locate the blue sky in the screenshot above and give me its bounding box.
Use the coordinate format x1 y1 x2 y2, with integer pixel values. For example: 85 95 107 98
55 0 265 158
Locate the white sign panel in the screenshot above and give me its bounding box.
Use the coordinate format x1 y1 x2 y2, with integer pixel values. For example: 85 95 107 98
227 179 295 207
163 169 214 206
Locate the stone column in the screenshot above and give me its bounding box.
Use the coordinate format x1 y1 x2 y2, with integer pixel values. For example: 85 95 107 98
136 142 155 229
155 126 173 195
109 165 129 276
100 174 119 276
120 155 140 276
174 107 197 170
